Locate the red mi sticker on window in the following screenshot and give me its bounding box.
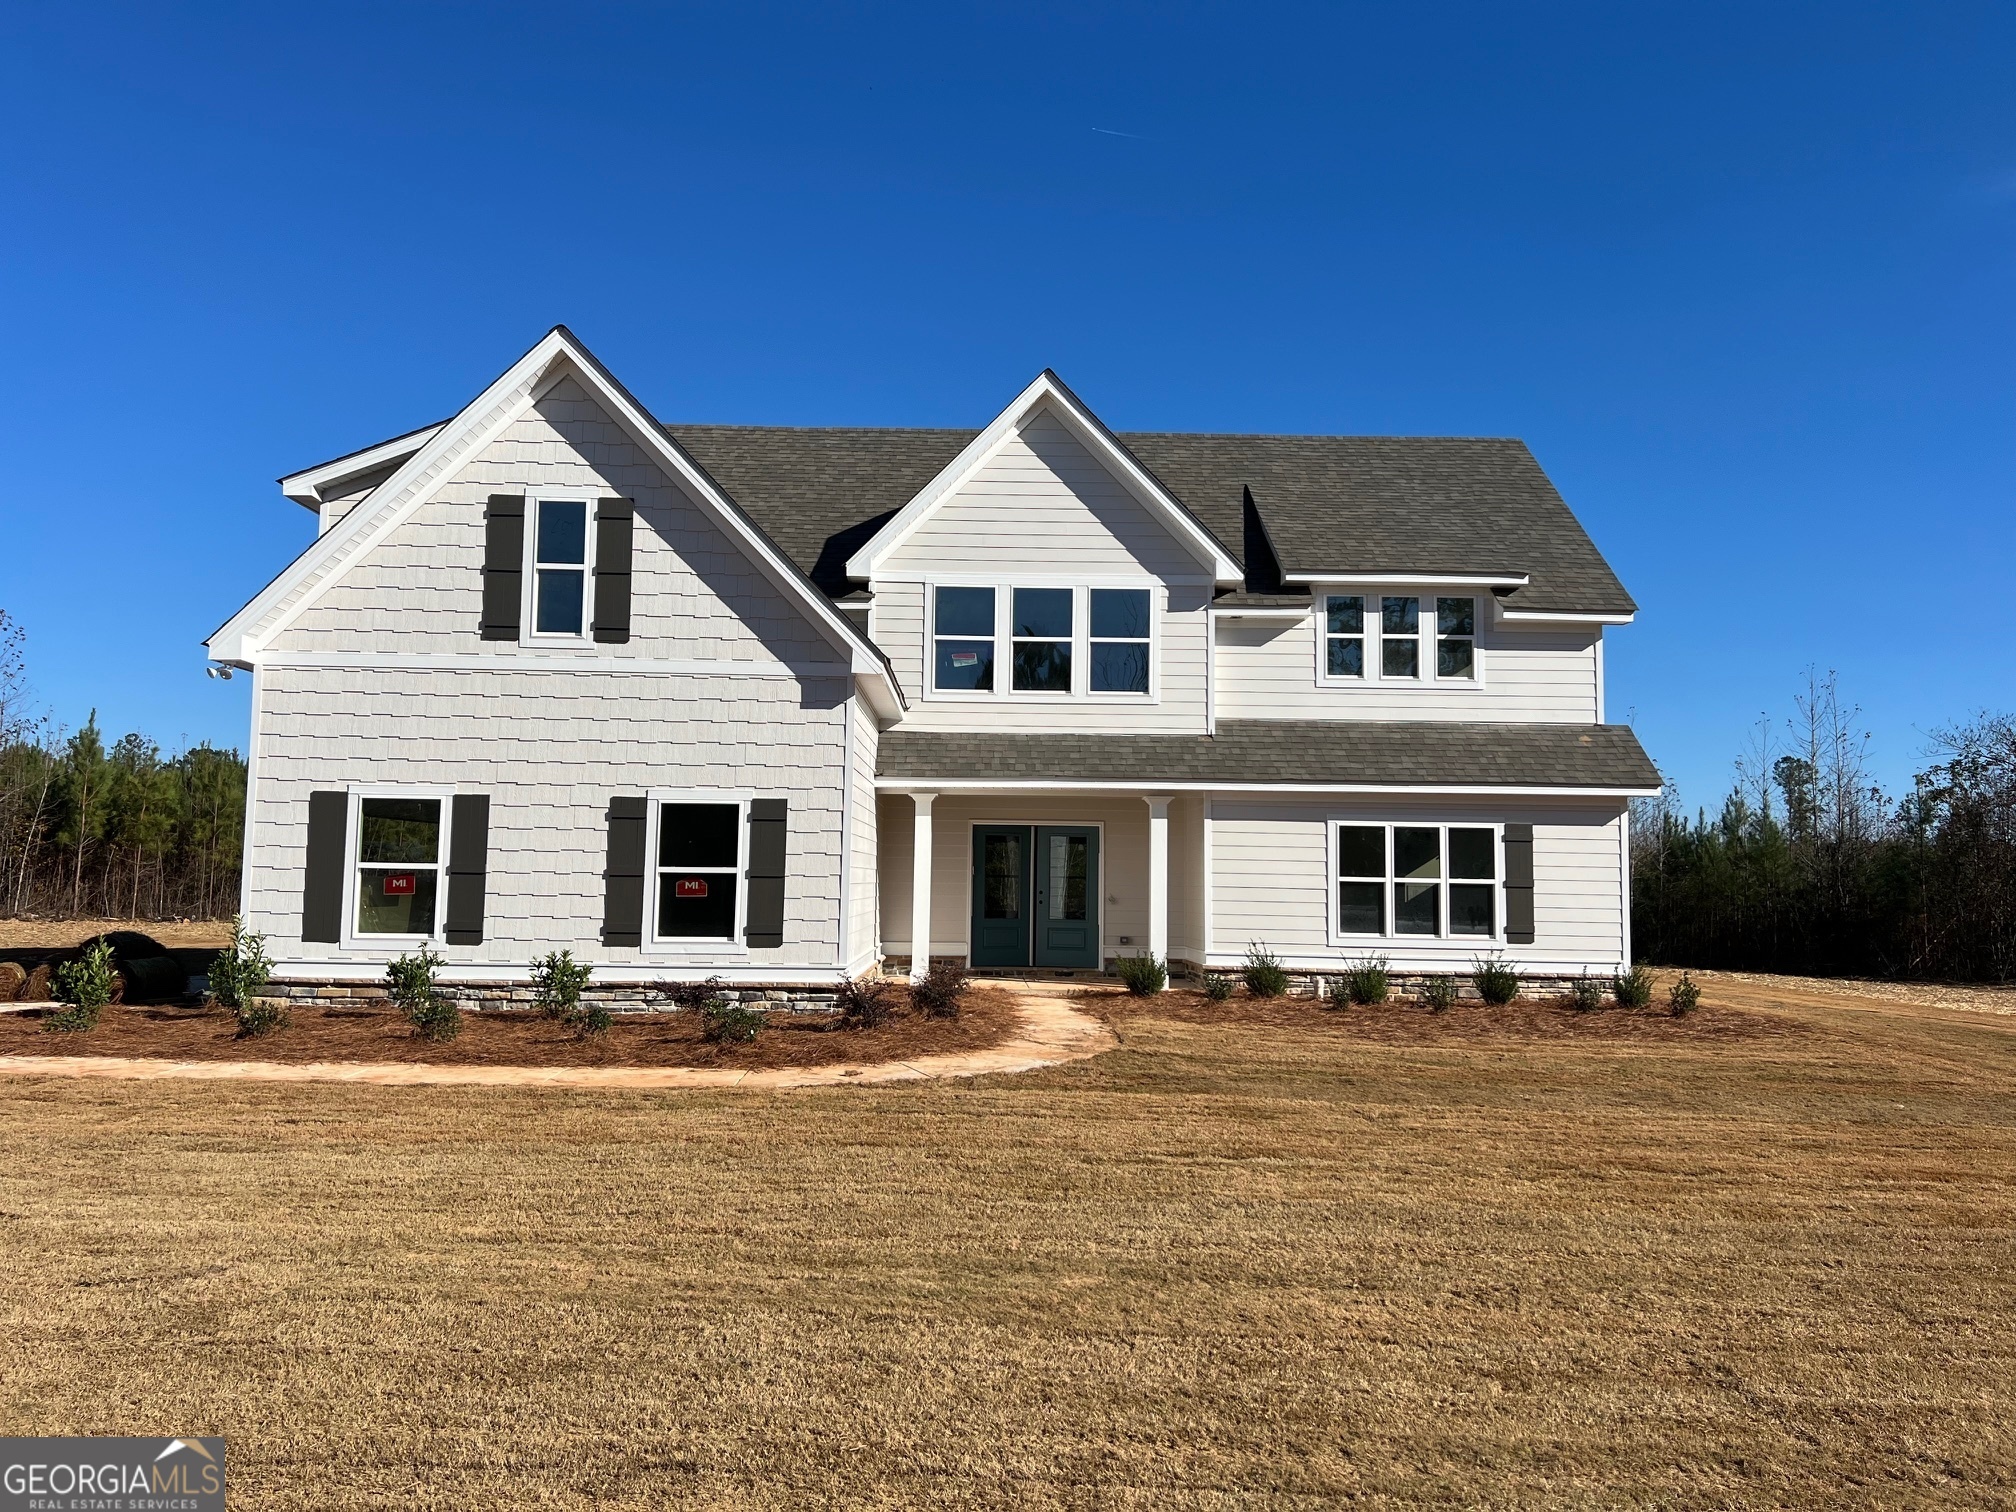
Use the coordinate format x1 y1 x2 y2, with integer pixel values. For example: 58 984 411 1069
675 878 709 898
951 652 978 667
384 874 416 895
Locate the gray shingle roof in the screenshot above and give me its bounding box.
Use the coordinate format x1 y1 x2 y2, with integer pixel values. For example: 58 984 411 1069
875 720 1659 790
665 424 1634 617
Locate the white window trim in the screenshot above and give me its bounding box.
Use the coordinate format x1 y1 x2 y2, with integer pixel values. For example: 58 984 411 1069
1325 819 1505 945
519 492 600 648
643 790 752 956
923 577 1163 704
340 786 455 950
1314 584 1488 690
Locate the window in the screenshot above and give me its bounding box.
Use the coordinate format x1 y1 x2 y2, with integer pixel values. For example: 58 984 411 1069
533 500 588 636
1089 588 1151 693
354 797 443 936
1334 823 1498 939
1437 597 1475 679
1380 596 1420 678
656 802 743 941
933 586 996 691
1011 587 1073 692
1325 595 1365 678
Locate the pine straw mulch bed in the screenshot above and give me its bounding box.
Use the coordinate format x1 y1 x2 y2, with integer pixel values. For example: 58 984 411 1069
0 987 1022 1070
1085 983 1810 1044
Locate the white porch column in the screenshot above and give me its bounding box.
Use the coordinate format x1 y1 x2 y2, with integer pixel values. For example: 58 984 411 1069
1145 795 1171 987
909 792 936 981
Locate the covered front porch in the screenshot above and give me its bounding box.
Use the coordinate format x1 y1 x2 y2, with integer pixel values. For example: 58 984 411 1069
875 791 1205 985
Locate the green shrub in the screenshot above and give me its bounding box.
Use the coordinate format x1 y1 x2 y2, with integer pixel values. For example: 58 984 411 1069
835 973 898 1029
1115 953 1167 995
1202 973 1236 1001
912 962 970 1019
208 917 272 1010
387 945 460 1042
530 950 594 1021
234 998 291 1038
1471 956 1520 1006
1567 972 1608 1012
1419 974 1459 1012
1242 944 1289 999
701 999 765 1044
1612 964 1654 1008
47 939 116 1031
1668 972 1702 1017
1335 955 1390 1007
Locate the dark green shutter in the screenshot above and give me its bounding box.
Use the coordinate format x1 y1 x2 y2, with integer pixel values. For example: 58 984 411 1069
302 791 348 944
745 799 787 948
444 794 490 945
592 498 633 644
481 494 525 640
1503 823 1535 944
603 797 648 947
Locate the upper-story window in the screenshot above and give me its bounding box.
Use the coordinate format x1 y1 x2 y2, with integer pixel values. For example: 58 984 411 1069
933 586 996 690
1090 588 1151 693
931 583 1155 699
1321 592 1479 685
533 500 589 637
1011 588 1073 693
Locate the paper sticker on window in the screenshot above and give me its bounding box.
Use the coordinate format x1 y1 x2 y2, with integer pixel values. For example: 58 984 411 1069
951 651 979 667
384 873 416 895
675 878 709 898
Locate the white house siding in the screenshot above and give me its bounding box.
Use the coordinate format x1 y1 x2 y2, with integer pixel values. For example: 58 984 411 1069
1213 616 1600 723
876 794 1202 966
316 461 399 537
250 664 852 976
844 698 880 971
275 376 838 670
1207 797 1627 975
1169 793 1206 966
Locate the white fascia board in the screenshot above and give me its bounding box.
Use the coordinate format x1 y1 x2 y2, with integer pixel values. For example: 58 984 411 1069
1499 609 1636 626
872 779 1658 797
1285 572 1532 587
844 371 1242 586
1208 605 1309 620
278 422 447 509
208 326 904 709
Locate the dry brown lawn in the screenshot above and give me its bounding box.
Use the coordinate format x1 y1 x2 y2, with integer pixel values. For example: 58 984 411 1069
1 973 2011 1509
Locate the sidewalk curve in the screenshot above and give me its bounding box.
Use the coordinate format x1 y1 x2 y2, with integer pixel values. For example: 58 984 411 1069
0 984 1117 1091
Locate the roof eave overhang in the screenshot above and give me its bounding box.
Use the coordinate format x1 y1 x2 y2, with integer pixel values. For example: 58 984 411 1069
873 778 1658 796
278 422 447 510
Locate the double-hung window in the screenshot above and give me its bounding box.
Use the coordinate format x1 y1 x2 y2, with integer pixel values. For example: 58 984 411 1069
1089 588 1151 694
933 586 997 691
1011 588 1073 692
1325 595 1365 678
532 499 589 637
655 801 745 942
1380 596 1420 678
1334 824 1499 939
1436 597 1475 679
354 797 445 937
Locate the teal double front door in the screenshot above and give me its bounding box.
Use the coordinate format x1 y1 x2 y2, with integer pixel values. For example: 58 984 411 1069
970 825 1101 969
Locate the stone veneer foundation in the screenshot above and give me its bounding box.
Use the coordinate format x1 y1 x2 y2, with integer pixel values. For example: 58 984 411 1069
263 980 842 1013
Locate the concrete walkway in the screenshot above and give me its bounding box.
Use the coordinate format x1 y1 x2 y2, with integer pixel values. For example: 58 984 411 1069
0 983 1117 1091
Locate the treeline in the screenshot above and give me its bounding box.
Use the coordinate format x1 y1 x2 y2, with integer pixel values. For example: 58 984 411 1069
0 613 245 920
1633 673 2016 982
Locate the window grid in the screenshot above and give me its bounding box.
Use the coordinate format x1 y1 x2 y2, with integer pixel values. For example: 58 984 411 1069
349 793 449 941
653 799 747 945
1325 595 1365 679
1089 587 1152 695
1333 823 1500 941
932 585 997 692
532 499 589 638
1437 597 1475 680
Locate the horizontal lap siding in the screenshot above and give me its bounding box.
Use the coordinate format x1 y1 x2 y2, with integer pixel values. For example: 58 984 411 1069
278 376 833 667
1208 797 1625 972
1214 619 1599 723
251 665 850 969
846 701 880 969
1170 793 1205 963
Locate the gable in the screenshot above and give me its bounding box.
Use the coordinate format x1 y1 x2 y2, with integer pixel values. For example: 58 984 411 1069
274 376 837 664
879 406 1208 580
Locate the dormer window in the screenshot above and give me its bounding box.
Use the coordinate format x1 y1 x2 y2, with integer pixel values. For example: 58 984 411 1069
933 586 997 690
532 499 589 637
1011 588 1073 693
1319 591 1481 686
1089 589 1151 693
1325 595 1365 678
1380 596 1420 678
929 582 1157 700
1437 597 1476 678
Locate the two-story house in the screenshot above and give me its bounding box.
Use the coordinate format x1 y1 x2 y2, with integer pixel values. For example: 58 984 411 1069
207 327 1657 1003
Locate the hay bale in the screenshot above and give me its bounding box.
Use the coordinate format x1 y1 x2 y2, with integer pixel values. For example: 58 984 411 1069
0 961 23 1000
21 965 51 1002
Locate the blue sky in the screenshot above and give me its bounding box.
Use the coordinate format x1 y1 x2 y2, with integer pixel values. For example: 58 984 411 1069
1 1 2009 812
